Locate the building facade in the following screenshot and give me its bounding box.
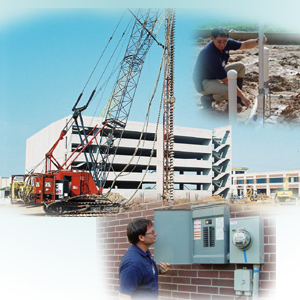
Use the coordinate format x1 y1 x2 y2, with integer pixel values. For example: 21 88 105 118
232 167 300 198
25 116 232 201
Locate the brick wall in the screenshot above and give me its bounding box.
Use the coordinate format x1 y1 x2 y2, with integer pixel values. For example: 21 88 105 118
97 201 276 300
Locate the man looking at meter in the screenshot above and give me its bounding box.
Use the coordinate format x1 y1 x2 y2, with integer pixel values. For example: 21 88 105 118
193 27 266 109
119 218 170 299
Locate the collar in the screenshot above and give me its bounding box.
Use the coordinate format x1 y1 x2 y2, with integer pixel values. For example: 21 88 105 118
130 244 152 258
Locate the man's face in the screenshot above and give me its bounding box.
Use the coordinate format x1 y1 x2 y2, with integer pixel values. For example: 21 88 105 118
142 225 158 246
212 35 228 51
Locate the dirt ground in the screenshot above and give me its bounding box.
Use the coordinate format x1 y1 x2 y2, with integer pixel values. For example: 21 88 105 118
195 40 300 126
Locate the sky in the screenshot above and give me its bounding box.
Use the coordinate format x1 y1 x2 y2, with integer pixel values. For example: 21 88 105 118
2 3 300 178
1 2 300 299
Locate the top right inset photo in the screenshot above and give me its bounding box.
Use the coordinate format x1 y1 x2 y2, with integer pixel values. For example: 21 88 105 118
193 21 300 126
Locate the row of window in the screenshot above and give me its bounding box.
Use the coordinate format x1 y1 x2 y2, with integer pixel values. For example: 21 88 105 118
235 177 299 184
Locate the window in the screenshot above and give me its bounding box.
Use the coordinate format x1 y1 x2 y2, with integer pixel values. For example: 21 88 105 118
289 177 299 183
246 179 253 184
237 179 244 184
256 178 267 184
269 177 283 183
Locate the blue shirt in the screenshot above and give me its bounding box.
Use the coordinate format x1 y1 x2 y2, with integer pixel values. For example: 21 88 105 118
193 38 242 92
119 244 159 299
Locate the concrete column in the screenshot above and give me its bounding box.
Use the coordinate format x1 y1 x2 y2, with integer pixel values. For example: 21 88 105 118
227 69 237 123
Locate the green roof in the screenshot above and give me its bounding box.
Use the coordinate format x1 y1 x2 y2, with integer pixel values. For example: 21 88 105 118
0 186 10 191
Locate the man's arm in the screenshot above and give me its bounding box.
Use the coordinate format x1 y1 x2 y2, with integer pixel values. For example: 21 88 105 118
239 35 267 50
220 78 250 107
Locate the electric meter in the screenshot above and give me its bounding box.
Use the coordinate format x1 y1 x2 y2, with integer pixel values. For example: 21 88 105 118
232 228 252 250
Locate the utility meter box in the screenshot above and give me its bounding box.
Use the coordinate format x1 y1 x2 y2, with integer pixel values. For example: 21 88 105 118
229 216 264 264
234 269 253 295
154 204 230 264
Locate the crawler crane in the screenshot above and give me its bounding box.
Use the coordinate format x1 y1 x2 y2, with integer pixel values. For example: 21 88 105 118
11 9 167 216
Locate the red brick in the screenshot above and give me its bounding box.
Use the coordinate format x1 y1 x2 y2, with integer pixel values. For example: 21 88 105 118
264 244 276 253
105 266 119 273
115 249 127 256
115 224 127 232
160 283 178 291
212 295 236 300
171 291 191 299
107 220 120 227
198 270 219 278
179 270 198 277
114 237 128 244
159 290 172 298
260 280 276 290
269 235 276 243
197 286 218 294
270 254 276 262
192 264 212 270
191 293 211 300
173 277 191 284
258 289 271 298
128 211 143 218
220 271 234 279
262 263 276 272
178 285 197 293
105 226 117 233
164 269 178 277
264 254 269 262
260 271 270 280
267 217 276 227
103 238 116 243
212 279 234 288
158 276 173 283
142 210 157 217
219 287 236 296
173 265 192 270
191 278 211 285
264 226 276 236
106 243 118 250
270 272 276 281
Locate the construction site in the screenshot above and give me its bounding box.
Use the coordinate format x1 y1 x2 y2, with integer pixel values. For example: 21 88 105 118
2 8 300 300
194 27 300 126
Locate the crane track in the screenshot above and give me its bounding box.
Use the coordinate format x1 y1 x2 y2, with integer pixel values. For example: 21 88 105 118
43 200 121 217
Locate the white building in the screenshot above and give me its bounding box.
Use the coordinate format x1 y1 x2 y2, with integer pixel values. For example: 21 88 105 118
26 116 231 201
231 167 300 197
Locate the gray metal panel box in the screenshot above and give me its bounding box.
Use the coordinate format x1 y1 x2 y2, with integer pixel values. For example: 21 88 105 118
154 209 192 264
229 216 264 264
234 269 253 293
154 204 230 265
192 205 230 264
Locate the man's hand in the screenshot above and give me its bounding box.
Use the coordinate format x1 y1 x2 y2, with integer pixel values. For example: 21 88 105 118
240 96 250 108
158 262 171 275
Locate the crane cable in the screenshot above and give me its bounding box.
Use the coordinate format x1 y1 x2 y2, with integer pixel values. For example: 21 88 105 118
104 41 165 197
80 10 127 94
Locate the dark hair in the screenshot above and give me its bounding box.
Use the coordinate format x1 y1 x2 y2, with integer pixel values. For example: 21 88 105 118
127 218 153 245
211 27 229 38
